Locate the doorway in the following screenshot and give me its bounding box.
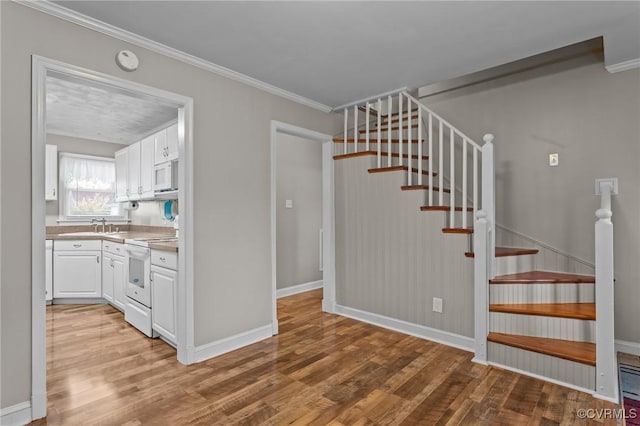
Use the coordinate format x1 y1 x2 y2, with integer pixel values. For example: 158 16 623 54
31 56 194 418
270 121 335 334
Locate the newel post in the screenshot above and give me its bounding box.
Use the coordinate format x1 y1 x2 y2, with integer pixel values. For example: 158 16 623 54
473 210 490 364
594 178 619 403
481 134 496 278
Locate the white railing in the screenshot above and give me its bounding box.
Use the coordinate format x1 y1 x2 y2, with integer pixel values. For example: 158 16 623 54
594 178 618 403
340 91 488 231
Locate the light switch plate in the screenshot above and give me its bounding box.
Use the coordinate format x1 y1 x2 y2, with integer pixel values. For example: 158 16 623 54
285 199 293 209
432 297 443 313
549 153 559 167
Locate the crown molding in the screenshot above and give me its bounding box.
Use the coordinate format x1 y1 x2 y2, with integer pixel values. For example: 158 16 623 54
15 0 332 113
605 57 640 73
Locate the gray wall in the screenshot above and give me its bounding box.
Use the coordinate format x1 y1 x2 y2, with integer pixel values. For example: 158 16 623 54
45 133 126 226
276 134 323 290
422 61 640 344
0 2 340 409
335 156 474 338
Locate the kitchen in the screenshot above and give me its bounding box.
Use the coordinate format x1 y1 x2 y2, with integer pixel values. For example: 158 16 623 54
44 71 182 348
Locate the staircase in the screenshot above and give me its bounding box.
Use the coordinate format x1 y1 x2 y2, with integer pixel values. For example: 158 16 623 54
333 91 618 402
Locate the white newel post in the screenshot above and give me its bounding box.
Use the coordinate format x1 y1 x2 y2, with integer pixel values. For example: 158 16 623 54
595 178 619 403
481 134 496 278
473 210 490 364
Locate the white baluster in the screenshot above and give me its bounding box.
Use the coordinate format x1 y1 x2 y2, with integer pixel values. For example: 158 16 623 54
387 95 392 167
398 94 403 166
439 119 443 206
428 112 433 206
449 127 455 228
407 98 412 186
343 108 348 155
462 139 468 229
377 98 382 168
365 102 370 151
353 105 358 153
417 107 423 185
473 147 478 224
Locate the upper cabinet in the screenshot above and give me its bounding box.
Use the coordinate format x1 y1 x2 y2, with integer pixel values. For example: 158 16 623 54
115 148 129 202
139 135 155 199
154 123 178 165
127 142 142 201
45 144 58 200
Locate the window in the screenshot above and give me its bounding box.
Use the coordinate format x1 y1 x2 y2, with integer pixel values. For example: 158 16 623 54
59 153 125 221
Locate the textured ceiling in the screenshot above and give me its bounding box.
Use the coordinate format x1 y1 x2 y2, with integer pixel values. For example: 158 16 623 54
51 1 640 109
46 75 178 144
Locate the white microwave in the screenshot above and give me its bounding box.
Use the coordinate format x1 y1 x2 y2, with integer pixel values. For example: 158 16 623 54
154 160 178 192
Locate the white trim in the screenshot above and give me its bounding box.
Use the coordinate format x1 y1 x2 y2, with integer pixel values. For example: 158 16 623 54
192 324 272 363
606 58 640 73
15 0 332 113
334 304 474 353
616 339 640 357
270 121 336 336
276 280 323 299
31 57 196 422
487 361 600 399
0 401 32 426
332 87 408 111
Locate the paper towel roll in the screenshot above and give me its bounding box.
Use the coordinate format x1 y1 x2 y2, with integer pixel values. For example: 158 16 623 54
123 201 139 211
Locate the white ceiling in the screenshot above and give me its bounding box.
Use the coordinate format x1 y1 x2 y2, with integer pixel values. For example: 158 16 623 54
46 74 178 144
52 1 640 109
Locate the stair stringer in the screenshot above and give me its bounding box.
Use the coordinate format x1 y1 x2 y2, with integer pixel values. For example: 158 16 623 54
335 155 474 344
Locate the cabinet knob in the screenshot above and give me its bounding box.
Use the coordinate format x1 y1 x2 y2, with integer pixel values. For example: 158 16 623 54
97 256 100 264
160 257 166 262
73 244 82 248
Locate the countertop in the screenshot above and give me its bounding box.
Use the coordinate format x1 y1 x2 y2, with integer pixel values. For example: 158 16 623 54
46 231 179 252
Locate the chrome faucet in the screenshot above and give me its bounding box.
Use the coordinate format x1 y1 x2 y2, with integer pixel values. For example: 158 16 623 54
91 218 107 233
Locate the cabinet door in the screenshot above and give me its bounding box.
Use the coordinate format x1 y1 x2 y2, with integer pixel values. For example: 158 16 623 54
139 135 155 199
115 148 129 202
165 123 179 162
46 241 53 302
102 253 114 303
53 251 102 298
151 265 177 344
113 255 127 311
127 142 141 201
45 144 58 200
154 129 168 165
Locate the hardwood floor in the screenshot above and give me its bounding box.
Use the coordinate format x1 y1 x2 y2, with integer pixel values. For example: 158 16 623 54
32 290 619 425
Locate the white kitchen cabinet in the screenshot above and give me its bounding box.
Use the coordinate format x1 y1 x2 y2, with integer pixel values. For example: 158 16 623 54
127 142 141 201
53 241 102 298
45 144 58 200
139 135 155 199
115 147 129 202
112 255 127 311
151 250 178 344
154 123 178 165
46 240 53 303
102 253 114 303
103 241 127 311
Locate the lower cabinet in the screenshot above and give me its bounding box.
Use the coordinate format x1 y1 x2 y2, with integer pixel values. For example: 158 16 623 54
53 240 102 298
102 241 127 311
151 250 178 345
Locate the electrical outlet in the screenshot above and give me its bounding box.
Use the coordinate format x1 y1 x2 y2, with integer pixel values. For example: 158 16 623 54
432 297 443 313
549 153 559 167
285 199 293 209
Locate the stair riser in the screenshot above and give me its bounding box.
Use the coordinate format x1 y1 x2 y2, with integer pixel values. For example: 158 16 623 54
489 342 595 390
490 283 595 304
495 254 535 275
489 312 595 343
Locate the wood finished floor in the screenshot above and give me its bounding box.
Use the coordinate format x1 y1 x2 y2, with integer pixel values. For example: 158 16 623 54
32 289 619 425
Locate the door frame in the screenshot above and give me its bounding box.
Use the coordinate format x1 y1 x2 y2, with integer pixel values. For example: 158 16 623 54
270 121 335 334
31 55 195 419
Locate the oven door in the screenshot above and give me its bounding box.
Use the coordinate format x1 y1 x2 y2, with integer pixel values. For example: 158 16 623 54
125 245 151 307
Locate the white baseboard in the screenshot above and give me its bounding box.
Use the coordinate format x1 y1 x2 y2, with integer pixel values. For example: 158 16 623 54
487 361 596 397
192 324 272 363
334 304 474 352
0 401 31 426
606 58 640 73
616 339 640 357
276 280 323 299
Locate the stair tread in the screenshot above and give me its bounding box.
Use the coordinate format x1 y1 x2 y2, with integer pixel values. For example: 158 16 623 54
333 151 429 161
489 302 595 320
442 228 473 234
420 205 474 212
383 114 419 125
464 246 539 258
487 332 596 366
490 270 595 284
401 185 451 193
360 124 419 133
368 166 437 176
333 138 420 144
